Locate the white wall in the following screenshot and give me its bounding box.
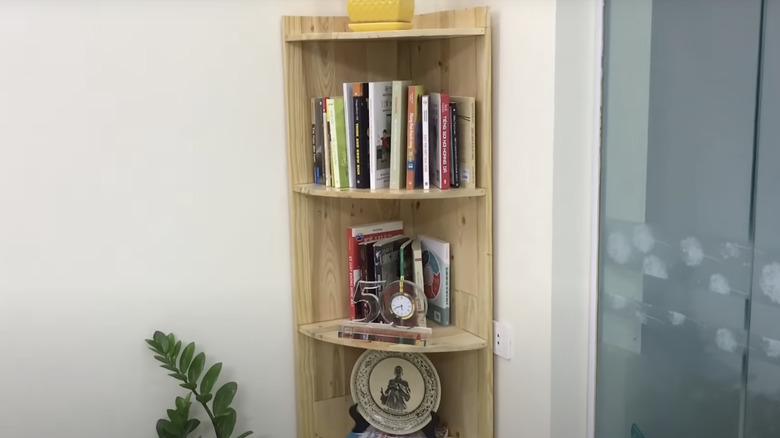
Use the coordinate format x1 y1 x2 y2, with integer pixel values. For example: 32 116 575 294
551 0 601 437
0 1 600 437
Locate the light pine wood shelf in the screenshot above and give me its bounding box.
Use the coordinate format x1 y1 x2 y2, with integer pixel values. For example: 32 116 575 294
285 27 486 42
293 183 486 200
283 5 494 438
299 319 488 353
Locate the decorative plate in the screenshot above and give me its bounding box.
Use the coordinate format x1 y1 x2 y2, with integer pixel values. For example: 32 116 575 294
351 350 441 435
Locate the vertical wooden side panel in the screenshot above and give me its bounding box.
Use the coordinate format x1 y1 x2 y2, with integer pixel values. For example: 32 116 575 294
284 18 317 438
475 14 494 438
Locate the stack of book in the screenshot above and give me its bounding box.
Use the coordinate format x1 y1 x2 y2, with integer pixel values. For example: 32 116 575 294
311 81 476 191
344 220 451 337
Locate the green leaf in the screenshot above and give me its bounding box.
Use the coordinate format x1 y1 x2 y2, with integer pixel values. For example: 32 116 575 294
213 382 237 416
195 393 213 404
160 364 179 372
215 408 236 438
183 419 201 437
167 409 186 427
154 331 170 354
200 362 222 395
154 355 173 366
156 419 177 438
177 394 192 418
175 395 187 411
179 342 195 374
146 339 161 351
179 382 197 391
235 431 254 438
170 340 182 360
187 352 205 386
168 373 188 382
162 418 180 435
167 333 175 354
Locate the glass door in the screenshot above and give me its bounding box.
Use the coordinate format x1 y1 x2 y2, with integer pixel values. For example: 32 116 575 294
744 0 780 436
595 0 765 436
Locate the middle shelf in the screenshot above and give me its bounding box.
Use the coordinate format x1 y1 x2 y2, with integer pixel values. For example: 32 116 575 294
299 318 488 353
293 183 486 200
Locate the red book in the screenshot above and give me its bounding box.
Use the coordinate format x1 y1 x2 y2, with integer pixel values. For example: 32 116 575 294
439 92 451 190
346 220 404 319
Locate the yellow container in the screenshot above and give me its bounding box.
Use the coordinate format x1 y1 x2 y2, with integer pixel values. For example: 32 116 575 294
347 0 415 24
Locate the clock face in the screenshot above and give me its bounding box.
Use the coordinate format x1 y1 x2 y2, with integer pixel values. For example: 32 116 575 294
390 294 414 319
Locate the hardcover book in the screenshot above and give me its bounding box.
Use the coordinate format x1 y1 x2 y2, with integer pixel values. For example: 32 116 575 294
347 220 404 320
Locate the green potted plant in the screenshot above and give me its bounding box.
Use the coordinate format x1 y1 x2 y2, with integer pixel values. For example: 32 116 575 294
146 331 253 438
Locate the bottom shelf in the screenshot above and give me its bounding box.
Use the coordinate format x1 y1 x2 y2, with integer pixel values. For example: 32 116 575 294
298 318 487 352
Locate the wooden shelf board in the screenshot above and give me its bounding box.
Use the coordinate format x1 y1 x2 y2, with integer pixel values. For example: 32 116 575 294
293 183 486 200
299 319 488 353
285 27 485 42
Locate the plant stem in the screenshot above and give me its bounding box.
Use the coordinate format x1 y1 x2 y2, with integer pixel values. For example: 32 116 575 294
192 389 220 438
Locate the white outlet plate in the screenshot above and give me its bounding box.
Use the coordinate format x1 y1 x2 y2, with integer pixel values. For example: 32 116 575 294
493 320 512 360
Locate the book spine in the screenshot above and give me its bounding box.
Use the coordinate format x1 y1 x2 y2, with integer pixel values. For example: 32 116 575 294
421 95 430 190
343 83 357 188
389 81 409 190
439 93 451 190
334 98 349 188
322 98 332 187
314 98 325 185
450 101 460 188
327 98 341 188
353 83 370 189
405 86 423 190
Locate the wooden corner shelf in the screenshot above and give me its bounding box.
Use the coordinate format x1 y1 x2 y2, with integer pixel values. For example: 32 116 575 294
284 27 486 42
293 183 486 200
282 5 494 438
298 319 488 353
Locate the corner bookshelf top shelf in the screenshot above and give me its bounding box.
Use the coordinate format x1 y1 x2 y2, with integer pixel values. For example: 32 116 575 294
299 319 488 353
285 27 486 42
293 183 486 200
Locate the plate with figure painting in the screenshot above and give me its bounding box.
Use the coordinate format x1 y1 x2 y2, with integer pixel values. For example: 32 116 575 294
350 350 441 435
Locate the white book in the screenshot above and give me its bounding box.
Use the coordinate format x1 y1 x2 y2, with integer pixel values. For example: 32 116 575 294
343 82 357 188
428 92 442 189
421 95 430 190
327 98 341 188
368 81 393 189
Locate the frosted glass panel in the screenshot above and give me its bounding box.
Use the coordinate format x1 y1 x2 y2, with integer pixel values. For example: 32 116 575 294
745 0 780 436
596 0 763 437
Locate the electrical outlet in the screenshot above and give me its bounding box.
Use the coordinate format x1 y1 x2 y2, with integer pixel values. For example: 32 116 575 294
493 320 512 360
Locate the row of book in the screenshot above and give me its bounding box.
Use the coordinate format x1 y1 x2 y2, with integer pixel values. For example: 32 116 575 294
310 80 476 191
346 220 451 327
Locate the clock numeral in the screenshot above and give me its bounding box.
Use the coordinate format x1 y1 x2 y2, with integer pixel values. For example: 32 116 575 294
353 281 383 323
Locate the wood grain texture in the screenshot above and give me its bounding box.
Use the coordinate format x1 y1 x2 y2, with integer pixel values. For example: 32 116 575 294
299 319 488 353
314 395 355 438
429 351 480 438
283 7 493 437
